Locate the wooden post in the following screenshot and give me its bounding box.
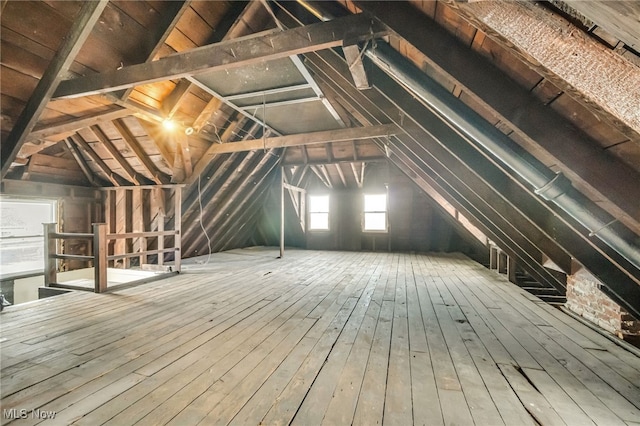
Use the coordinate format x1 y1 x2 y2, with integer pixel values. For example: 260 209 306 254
132 187 147 266
43 223 57 286
114 188 126 268
498 250 508 274
507 255 517 284
93 223 107 293
105 189 115 267
280 168 285 258
174 186 182 272
299 191 306 231
124 189 133 269
489 245 498 270
155 187 165 266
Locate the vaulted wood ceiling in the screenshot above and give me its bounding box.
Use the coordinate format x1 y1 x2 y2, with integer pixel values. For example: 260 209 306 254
1 0 640 317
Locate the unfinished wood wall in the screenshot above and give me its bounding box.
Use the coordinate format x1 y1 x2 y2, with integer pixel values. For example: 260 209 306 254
103 186 181 269
58 197 100 271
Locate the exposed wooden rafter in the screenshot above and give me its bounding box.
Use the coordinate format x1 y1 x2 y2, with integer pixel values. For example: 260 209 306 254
89 125 140 185
1 0 109 178
310 165 332 189
184 119 252 186
156 1 250 129
53 14 388 99
136 120 175 169
180 138 193 181
28 107 130 143
292 164 309 187
64 138 99 187
160 80 193 119
119 0 192 101
196 124 399 156
112 119 168 184
68 134 121 186
335 163 347 188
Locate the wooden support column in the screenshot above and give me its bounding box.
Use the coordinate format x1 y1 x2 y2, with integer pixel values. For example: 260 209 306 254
280 168 285 259
93 223 107 293
174 186 182 272
507 255 518 284
498 250 508 274
43 223 57 286
132 188 147 266
105 190 116 266
153 187 166 266
114 189 127 268
490 245 498 270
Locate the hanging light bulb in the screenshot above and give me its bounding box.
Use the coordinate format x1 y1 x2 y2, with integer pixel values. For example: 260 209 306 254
162 119 176 131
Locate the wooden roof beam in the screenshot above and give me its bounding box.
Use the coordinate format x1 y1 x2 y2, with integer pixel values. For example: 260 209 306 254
351 162 362 189
69 134 121 186
118 0 192 101
196 124 399 155
112 119 169 184
53 14 388 99
154 2 251 125
191 97 224 133
184 119 254 186
335 163 347 188
136 119 175 169
1 0 109 178
161 80 193 119
89 126 140 185
325 143 334 163
64 138 100 187
28 107 130 143
319 165 333 189
292 164 309 187
310 165 331 189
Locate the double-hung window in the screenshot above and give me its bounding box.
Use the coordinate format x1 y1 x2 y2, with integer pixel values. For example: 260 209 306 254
308 195 330 231
363 193 387 232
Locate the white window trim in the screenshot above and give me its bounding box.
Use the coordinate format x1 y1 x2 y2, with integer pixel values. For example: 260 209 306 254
363 193 388 233
308 194 330 232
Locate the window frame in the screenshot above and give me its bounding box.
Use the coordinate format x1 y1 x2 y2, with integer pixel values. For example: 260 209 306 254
362 192 388 233
307 193 330 232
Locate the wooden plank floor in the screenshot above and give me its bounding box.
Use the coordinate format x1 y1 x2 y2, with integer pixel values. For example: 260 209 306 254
1 248 639 425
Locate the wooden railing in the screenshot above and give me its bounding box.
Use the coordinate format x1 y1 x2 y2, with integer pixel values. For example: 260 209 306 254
43 223 180 293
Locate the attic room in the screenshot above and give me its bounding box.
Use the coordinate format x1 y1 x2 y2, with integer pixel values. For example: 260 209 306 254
1 0 640 424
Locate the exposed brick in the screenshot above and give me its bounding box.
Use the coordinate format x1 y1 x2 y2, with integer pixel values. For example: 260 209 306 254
566 268 639 337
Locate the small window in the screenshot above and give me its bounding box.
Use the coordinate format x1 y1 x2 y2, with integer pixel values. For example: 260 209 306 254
363 193 387 232
308 195 329 231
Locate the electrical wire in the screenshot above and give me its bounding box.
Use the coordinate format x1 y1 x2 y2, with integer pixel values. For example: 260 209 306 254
198 174 213 265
